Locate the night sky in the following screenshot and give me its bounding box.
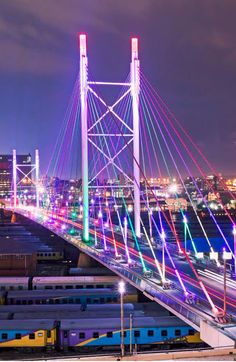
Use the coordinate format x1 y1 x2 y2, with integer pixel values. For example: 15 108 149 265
0 0 236 175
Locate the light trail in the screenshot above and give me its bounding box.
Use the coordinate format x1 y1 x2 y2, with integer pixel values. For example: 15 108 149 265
51 214 235 310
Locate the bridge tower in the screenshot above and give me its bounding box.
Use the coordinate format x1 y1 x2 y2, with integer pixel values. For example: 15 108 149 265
13 149 40 209
79 34 141 242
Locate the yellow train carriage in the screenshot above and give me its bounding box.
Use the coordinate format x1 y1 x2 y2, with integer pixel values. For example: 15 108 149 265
0 320 56 349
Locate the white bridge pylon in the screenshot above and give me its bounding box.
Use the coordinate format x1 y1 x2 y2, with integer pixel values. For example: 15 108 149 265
79 34 141 241
13 149 40 209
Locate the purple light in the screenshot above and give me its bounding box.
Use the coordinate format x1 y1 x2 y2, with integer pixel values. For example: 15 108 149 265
118 280 125 295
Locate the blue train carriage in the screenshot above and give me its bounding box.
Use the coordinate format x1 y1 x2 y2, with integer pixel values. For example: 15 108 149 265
59 316 201 351
0 320 57 350
6 288 120 305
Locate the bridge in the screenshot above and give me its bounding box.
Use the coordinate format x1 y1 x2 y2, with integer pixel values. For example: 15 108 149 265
9 34 236 348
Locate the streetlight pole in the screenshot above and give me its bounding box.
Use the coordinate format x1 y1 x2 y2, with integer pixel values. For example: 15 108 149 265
223 253 227 316
119 280 125 357
129 313 133 355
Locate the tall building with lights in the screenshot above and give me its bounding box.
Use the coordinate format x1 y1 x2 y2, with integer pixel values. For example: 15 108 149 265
0 154 32 198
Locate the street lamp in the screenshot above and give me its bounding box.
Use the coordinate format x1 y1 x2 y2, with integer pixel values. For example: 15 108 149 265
118 280 125 357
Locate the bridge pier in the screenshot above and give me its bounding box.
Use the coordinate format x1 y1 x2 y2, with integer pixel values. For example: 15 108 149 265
77 252 98 268
200 320 235 348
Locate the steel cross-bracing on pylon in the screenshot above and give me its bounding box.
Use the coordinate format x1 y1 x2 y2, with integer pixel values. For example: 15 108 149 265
12 149 40 209
79 34 141 241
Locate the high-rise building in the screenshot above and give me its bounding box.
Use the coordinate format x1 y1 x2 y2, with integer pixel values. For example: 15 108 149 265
0 154 32 198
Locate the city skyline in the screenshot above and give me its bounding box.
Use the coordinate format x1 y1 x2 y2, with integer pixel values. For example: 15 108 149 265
0 0 236 175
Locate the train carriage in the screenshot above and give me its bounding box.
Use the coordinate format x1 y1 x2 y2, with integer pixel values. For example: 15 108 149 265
0 303 134 314
59 316 199 351
32 276 119 290
0 320 56 349
0 277 29 291
6 288 120 305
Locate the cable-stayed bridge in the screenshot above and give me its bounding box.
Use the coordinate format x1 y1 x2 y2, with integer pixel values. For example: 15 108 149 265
9 34 236 348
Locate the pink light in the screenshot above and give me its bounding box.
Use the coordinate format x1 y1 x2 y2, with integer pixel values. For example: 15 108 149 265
118 280 125 295
79 33 87 56
131 37 138 59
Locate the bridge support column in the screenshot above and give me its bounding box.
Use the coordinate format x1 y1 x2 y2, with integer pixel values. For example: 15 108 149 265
79 34 89 242
200 320 235 348
77 252 97 267
131 38 141 238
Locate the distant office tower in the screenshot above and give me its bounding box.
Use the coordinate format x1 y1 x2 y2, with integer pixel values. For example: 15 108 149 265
0 154 32 197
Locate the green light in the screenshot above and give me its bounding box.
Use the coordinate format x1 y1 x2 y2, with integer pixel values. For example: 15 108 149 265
69 228 75 235
71 211 77 219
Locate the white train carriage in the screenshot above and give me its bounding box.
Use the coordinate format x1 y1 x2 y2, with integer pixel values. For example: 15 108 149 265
0 277 29 291
32 276 119 290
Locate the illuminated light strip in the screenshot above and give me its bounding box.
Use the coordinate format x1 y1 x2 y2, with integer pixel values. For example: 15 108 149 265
46 74 80 177
89 88 141 265
199 281 217 312
88 82 147 271
66 214 236 307
107 105 214 309
54 215 231 311
142 81 235 259
107 206 118 257
141 87 216 256
116 85 216 311
139 217 163 280
57 80 81 181
87 91 110 181
132 125 166 280
28 209 236 308
88 86 132 260
198 270 236 290
142 74 236 203
140 94 197 255
89 73 146 270
90 81 189 291
140 94 208 294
